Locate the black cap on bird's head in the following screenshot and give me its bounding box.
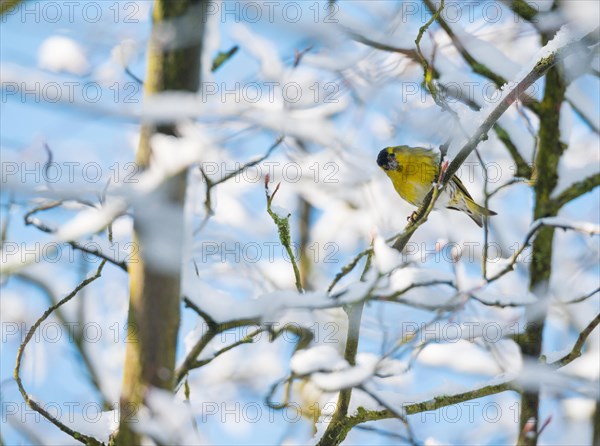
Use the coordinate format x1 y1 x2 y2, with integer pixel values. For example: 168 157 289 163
376 148 398 171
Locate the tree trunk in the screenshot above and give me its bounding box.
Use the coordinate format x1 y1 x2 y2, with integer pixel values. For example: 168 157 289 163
116 1 206 444
517 64 566 446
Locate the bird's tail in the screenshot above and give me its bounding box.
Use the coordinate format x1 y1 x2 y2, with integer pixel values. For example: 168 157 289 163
465 199 497 227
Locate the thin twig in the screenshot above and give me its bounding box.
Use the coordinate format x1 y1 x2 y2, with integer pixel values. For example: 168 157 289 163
24 201 128 271
487 219 600 284
125 66 143 85
14 261 106 446
548 314 600 368
265 176 303 292
194 136 284 234
562 287 600 305
13 272 110 408
423 0 541 113
474 149 491 278
175 316 260 385
190 328 263 369
551 173 600 211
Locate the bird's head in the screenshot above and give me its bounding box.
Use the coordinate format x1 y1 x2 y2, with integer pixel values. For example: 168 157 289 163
377 147 399 171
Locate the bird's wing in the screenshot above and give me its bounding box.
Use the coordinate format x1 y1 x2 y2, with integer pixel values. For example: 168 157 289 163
451 175 475 200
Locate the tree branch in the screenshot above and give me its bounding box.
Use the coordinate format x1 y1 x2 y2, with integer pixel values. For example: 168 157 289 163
485 218 598 284
337 382 515 437
265 179 303 292
190 328 263 369
175 316 260 385
13 273 111 408
506 0 540 22
566 98 600 134
551 173 600 211
316 253 373 446
24 201 128 272
194 136 284 234
548 314 600 368
14 262 106 446
423 0 541 113
563 287 600 305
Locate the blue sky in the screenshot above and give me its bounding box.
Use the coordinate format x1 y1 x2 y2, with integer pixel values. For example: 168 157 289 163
1 1 599 445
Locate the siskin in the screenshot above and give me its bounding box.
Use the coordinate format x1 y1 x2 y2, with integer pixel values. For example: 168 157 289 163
377 146 496 227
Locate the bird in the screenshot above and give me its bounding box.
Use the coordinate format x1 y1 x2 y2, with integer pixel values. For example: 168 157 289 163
377 146 496 227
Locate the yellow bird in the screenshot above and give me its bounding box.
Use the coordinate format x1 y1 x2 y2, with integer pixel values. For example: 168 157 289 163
377 146 496 227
